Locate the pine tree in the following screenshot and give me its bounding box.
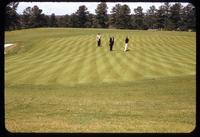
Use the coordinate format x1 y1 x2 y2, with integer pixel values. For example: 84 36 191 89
95 2 108 28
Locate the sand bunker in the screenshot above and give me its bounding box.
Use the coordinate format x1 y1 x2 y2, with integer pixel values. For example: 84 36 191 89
4 43 17 54
5 44 14 48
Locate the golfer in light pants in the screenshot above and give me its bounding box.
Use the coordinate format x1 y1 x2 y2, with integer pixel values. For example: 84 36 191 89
124 36 129 52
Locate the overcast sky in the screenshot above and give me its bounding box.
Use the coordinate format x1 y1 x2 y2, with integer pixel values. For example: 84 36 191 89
17 2 189 15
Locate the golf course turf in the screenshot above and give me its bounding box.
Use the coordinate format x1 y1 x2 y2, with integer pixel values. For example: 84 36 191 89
5 28 196 132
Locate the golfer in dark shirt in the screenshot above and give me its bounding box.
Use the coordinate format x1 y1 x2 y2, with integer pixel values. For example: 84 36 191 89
124 36 129 52
109 36 114 51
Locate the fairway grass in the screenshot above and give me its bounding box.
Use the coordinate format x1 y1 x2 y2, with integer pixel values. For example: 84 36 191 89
4 28 196 132
5 75 195 132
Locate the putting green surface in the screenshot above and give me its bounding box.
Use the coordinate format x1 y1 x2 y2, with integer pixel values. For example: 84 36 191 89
4 28 196 132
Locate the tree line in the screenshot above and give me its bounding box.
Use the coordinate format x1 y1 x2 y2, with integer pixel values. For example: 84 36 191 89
5 2 195 31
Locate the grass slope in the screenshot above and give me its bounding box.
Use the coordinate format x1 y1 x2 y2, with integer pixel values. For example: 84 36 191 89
4 28 196 132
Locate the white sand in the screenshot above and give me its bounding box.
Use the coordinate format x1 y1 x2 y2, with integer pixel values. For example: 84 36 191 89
5 44 14 48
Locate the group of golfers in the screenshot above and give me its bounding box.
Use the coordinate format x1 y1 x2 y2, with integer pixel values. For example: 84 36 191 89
96 33 129 52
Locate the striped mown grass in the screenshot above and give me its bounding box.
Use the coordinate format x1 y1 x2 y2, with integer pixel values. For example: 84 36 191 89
5 28 195 85
5 28 196 132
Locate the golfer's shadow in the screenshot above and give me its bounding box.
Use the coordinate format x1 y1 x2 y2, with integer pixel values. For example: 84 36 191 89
112 49 131 52
125 49 130 52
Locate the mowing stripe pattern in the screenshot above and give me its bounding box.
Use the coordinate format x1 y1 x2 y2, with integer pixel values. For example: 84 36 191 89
5 28 196 86
4 28 196 132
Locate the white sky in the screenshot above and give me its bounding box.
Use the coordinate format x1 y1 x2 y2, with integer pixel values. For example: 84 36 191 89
17 2 189 15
